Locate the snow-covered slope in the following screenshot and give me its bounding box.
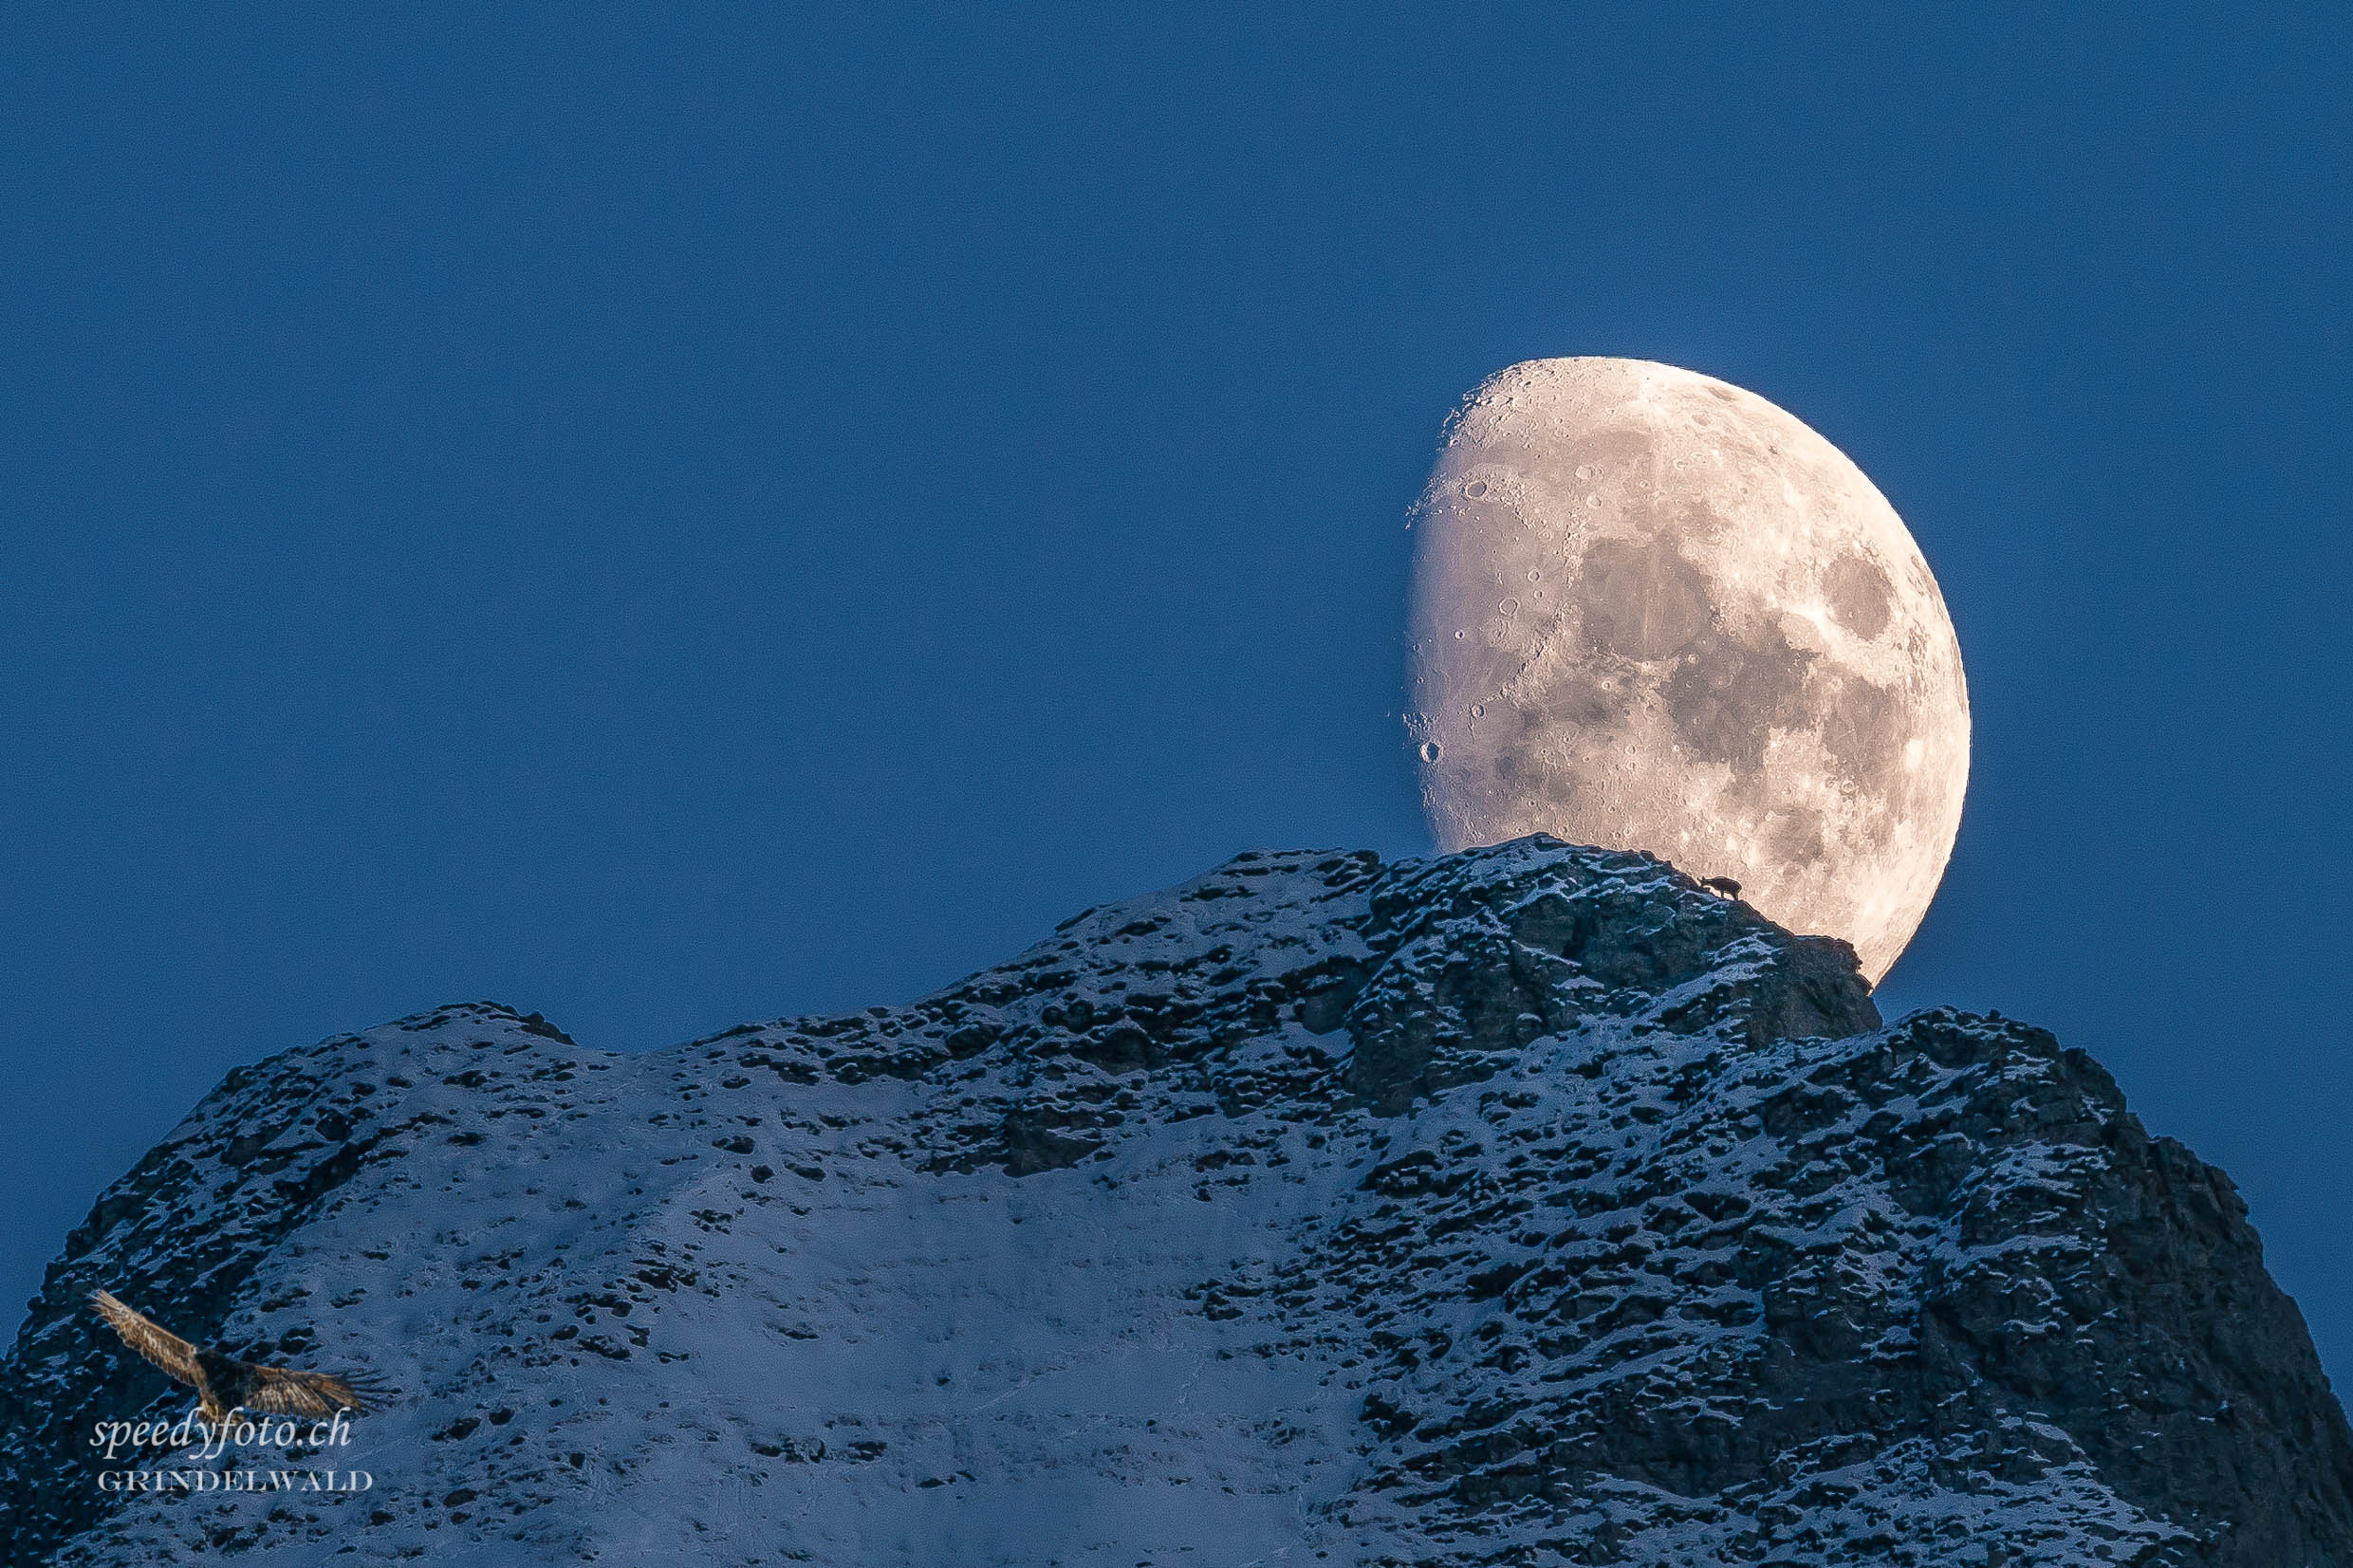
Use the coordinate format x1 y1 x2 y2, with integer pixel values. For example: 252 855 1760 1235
5 839 2348 1565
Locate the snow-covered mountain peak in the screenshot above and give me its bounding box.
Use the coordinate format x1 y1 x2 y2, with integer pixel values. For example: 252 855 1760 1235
6 839 2347 1566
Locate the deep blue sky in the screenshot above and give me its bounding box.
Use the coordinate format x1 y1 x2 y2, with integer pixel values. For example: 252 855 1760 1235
4 5 2347 1385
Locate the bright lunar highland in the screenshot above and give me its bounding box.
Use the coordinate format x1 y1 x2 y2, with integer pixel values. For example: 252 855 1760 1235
1406 358 1969 985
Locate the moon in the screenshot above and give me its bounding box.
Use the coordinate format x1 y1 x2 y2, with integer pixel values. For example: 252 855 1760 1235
1406 358 1968 985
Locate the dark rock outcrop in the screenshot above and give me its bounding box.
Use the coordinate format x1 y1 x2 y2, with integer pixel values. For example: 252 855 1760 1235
3 838 2345 1565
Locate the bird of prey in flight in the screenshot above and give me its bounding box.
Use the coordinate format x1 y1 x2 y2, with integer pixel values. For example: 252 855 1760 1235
89 1290 391 1424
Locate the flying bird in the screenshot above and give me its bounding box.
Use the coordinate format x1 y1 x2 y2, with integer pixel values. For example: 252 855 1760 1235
89 1289 391 1423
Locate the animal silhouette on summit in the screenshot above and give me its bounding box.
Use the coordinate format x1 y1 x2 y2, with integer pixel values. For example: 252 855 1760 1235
89 1290 391 1423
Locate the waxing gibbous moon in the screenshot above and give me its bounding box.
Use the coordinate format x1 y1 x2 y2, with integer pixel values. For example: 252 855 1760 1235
1406 358 1969 986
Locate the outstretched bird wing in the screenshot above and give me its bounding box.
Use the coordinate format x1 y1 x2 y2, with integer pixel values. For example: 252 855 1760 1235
242 1363 391 1417
89 1290 202 1389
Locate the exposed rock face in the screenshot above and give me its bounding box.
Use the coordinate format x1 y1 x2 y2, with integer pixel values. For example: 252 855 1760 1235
3 839 2347 1565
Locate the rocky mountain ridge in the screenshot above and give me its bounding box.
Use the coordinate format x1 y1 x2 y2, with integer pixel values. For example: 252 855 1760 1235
4 838 2348 1565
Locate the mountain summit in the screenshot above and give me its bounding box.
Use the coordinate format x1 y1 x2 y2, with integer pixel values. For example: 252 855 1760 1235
6 839 2348 1565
